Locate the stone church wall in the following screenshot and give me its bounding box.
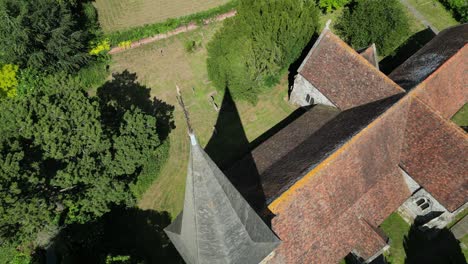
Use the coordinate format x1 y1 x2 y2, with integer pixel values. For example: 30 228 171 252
289 74 335 108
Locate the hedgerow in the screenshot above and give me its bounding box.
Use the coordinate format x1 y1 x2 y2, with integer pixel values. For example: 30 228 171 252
106 1 239 46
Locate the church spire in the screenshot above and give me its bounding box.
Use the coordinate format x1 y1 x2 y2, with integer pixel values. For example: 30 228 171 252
165 87 280 264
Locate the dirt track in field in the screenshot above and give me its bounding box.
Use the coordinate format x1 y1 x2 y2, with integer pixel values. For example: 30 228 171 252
109 10 236 54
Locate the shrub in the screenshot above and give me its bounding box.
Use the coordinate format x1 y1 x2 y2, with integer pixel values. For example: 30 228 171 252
0 64 19 98
336 0 410 57
118 41 132 49
90 39 111 56
184 40 198 53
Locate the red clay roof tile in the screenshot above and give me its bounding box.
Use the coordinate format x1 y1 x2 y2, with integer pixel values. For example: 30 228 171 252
299 31 403 110
400 98 468 212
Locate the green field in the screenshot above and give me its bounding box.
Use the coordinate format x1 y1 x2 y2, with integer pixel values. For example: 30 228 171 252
407 0 459 31
110 22 296 216
94 0 231 33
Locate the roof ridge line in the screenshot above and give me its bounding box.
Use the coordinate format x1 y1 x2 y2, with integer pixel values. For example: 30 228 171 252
327 33 406 94
298 20 331 73
189 145 201 263
410 96 468 138
409 44 467 96
268 95 409 213
199 147 277 245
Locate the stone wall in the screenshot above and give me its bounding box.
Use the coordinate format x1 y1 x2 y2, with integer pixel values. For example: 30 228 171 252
289 74 335 107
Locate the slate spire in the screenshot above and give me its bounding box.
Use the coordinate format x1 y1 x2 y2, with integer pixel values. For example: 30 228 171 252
165 87 280 264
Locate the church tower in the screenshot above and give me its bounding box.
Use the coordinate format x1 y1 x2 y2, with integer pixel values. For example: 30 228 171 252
164 88 280 264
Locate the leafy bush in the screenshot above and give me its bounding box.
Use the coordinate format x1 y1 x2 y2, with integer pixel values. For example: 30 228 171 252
336 0 410 57
90 39 111 56
318 0 350 13
439 0 468 22
106 1 239 46
118 41 132 49
207 0 320 103
75 59 110 91
0 64 19 98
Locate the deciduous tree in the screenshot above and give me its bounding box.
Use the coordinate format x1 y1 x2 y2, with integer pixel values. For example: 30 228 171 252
336 0 410 57
0 73 172 248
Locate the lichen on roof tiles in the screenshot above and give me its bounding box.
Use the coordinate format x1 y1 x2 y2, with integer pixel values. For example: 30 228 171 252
299 31 403 110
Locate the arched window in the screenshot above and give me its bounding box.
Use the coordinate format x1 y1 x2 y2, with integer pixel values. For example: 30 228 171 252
414 197 431 211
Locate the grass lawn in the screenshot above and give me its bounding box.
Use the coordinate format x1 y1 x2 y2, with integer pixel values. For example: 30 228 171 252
461 235 468 259
110 22 295 217
319 8 344 31
406 0 459 31
451 103 468 127
380 212 411 264
94 0 231 33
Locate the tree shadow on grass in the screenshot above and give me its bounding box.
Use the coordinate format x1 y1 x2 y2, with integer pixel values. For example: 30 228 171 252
379 28 436 74
50 207 183 264
97 70 175 141
403 216 466 264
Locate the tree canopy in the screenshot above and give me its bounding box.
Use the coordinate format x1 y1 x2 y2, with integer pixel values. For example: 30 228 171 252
336 0 410 57
0 0 93 73
0 72 172 248
207 0 320 103
439 0 467 22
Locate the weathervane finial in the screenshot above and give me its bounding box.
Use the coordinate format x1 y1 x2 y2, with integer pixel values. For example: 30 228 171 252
176 85 196 144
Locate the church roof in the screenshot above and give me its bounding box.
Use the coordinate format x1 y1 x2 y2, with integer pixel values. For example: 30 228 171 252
400 98 468 212
297 169 409 263
267 95 412 263
227 94 403 206
164 135 280 264
389 23 468 91
298 29 403 110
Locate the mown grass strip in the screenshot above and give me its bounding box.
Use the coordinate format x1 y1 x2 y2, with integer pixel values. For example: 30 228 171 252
105 1 238 46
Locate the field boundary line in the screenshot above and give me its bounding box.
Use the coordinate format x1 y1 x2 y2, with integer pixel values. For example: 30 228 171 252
109 10 237 54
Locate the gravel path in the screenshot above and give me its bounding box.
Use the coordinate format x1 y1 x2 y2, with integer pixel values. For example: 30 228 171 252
109 10 237 54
